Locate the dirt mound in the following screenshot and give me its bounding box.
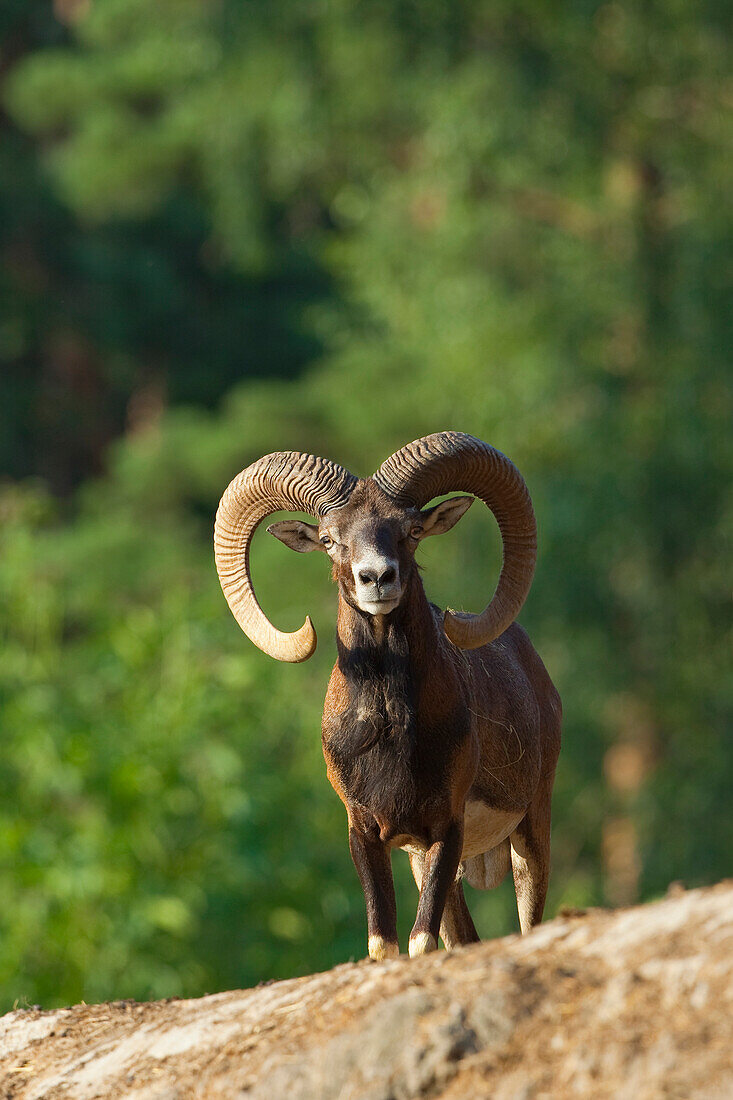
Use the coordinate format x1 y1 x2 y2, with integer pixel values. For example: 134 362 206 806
2 881 731 1099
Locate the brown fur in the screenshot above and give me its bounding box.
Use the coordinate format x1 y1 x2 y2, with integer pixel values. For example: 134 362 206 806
274 476 561 956
313 480 561 956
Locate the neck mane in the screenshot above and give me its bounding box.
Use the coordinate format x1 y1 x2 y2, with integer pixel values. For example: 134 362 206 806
335 567 438 675
329 569 445 815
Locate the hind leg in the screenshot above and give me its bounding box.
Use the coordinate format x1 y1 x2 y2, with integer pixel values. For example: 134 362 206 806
440 877 480 949
408 852 479 949
510 772 553 934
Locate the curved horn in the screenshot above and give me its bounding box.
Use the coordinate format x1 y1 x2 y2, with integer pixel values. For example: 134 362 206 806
215 452 357 662
374 431 536 649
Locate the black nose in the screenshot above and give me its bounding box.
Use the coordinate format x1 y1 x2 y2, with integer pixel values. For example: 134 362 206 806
358 566 397 587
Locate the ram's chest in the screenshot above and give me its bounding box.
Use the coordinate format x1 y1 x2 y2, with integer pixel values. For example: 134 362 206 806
330 727 420 823
323 656 469 828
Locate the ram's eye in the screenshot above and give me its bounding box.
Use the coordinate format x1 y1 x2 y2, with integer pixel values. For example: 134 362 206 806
320 535 333 549
410 526 423 539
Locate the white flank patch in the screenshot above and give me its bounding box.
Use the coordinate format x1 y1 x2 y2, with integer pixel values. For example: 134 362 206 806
461 802 523 860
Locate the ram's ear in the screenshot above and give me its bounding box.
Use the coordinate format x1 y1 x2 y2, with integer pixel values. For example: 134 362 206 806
419 496 474 538
267 520 324 553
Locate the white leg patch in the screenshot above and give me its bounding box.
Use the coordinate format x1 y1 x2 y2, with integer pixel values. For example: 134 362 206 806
408 932 437 958
368 935 399 961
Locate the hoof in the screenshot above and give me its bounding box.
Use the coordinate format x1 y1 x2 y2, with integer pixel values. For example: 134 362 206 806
368 935 399 961
408 931 437 958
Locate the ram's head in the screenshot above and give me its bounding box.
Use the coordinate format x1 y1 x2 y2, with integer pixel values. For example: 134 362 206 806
214 431 536 662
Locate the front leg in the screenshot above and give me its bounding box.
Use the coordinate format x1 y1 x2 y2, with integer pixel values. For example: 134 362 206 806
348 822 399 960
409 819 464 957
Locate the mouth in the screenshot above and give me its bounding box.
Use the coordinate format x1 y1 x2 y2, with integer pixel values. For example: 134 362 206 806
359 596 401 616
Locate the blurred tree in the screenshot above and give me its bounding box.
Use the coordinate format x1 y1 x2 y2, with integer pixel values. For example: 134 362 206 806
0 1 336 493
0 0 730 1009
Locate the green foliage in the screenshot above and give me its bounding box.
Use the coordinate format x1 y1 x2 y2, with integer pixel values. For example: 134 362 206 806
0 0 731 1010
0 477 359 1006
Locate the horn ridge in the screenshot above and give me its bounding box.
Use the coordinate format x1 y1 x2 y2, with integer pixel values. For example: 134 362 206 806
374 432 536 649
215 451 356 662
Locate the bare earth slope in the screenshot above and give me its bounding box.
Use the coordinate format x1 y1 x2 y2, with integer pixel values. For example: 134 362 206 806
1 881 731 1099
